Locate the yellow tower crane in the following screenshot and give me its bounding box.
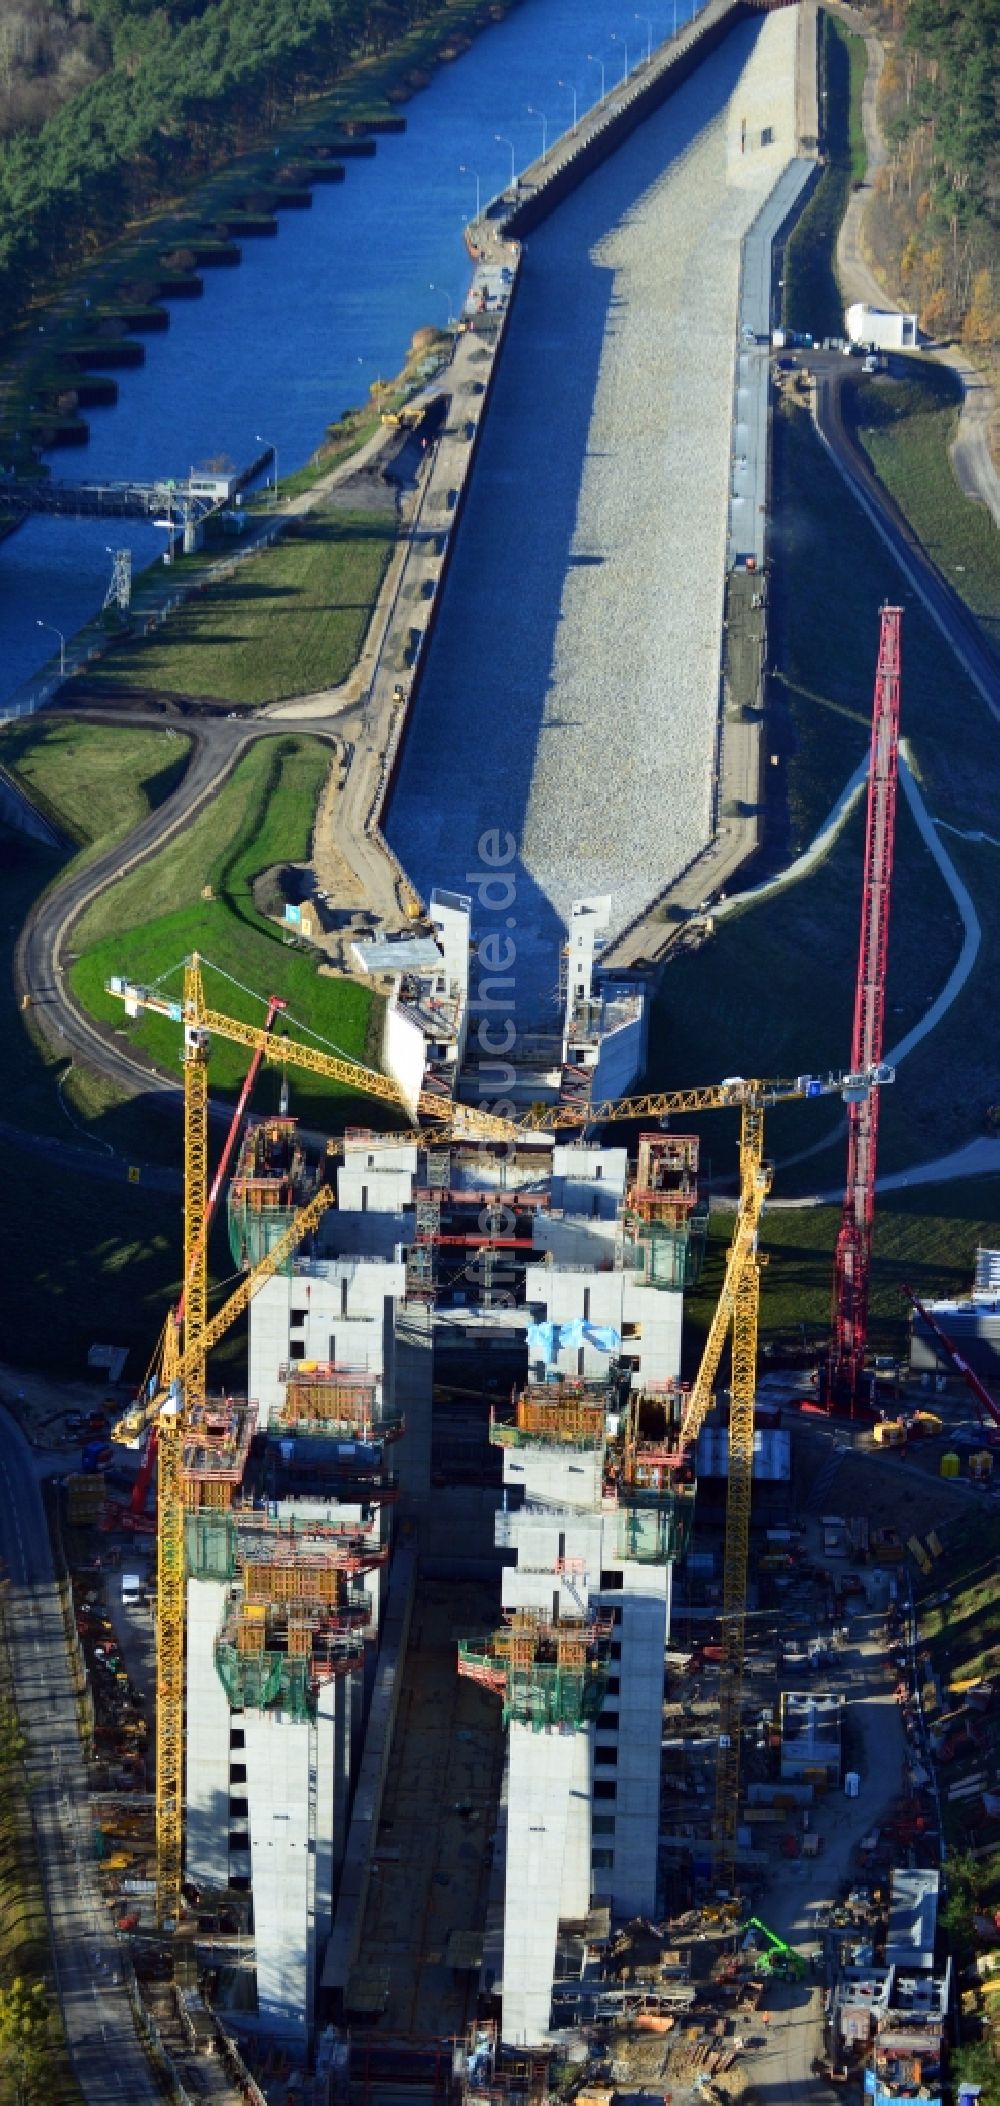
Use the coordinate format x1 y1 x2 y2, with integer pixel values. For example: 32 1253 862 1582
109 954 892 1903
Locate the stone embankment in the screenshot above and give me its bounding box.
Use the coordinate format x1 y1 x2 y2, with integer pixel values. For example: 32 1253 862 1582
380 0 819 1019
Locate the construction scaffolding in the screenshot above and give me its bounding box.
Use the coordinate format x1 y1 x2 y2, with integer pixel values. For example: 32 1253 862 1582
227 1117 318 1271
405 1176 548 1308
210 1520 384 1718
181 1398 256 1509
604 1386 697 1562
186 1507 387 1583
458 1609 611 1731
490 1388 607 1451
272 1362 404 1442
215 1622 364 1718
461 2023 551 2105
617 1133 710 1290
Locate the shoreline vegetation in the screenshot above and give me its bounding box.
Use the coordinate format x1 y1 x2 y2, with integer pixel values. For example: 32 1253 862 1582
0 0 518 476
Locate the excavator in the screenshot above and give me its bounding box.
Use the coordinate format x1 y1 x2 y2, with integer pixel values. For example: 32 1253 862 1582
745 1916 808 1980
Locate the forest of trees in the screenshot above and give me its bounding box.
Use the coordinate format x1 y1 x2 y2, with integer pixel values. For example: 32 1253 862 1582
0 0 459 339
861 0 998 352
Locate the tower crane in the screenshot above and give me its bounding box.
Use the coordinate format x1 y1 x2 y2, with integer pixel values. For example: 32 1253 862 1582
829 605 903 1405
109 954 893 1900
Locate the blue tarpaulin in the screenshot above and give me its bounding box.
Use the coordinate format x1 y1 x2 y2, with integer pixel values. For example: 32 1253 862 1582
527 1321 622 1362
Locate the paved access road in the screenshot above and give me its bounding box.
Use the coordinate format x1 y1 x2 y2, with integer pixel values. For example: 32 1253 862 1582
16 707 256 1111
743 1533 907 2102
830 0 1000 532
0 1405 160 2104
810 353 1000 721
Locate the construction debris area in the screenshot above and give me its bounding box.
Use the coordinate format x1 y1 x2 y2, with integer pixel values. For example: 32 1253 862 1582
45 1265 1000 2104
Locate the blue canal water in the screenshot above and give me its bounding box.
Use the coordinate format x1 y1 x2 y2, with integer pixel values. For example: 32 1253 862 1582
1 0 697 703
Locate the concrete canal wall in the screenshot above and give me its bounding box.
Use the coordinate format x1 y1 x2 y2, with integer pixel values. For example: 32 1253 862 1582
382 0 818 1027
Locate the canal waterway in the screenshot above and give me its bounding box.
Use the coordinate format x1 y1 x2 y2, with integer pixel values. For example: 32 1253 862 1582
2 0 698 704
386 8 795 1029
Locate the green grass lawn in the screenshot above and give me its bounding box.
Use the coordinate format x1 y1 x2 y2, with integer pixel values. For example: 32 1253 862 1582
0 722 194 1152
70 736 391 1129
0 723 395 1379
0 720 190 1376
921 1511 1000 1688
92 505 395 706
852 358 1000 643
1 718 191 856
647 791 964 1175
682 1176 1000 1371
0 1145 183 1377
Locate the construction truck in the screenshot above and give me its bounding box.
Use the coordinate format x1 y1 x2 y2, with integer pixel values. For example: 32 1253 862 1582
873 1418 906 1448
902 1410 943 1440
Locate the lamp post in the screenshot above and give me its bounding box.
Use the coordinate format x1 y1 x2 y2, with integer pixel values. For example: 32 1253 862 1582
526 105 548 162
610 31 629 83
429 282 456 325
357 353 383 403
587 53 606 101
674 0 679 34
495 132 516 190
557 79 578 133
35 617 65 677
255 432 278 506
459 162 481 219
635 13 653 63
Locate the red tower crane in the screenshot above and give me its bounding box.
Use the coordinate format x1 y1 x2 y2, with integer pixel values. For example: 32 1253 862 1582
830 606 903 1405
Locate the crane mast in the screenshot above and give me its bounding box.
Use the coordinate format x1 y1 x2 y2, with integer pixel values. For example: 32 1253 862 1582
156 966 209 1922
830 607 903 1405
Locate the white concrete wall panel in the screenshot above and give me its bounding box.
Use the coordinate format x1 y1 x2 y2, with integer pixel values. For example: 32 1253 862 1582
184 1579 232 1890
244 1714 315 2042
382 997 428 1117
503 1724 586 2046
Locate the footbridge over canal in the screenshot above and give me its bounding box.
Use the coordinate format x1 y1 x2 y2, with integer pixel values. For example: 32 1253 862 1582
1 447 272 546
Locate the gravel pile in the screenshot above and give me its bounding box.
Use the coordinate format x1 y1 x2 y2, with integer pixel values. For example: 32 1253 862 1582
386 7 800 1028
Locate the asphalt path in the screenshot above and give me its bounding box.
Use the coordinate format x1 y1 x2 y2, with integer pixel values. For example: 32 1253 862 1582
0 1405 160 2103
14 705 340 1132
810 353 1000 721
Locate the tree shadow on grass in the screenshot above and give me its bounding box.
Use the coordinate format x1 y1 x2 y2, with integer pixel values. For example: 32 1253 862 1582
211 579 301 603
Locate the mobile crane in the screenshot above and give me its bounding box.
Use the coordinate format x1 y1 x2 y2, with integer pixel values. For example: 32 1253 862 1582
108 953 892 1908
903 1283 1000 1442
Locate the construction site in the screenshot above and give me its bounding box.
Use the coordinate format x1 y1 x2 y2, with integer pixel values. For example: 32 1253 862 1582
19 532 989 2106
3 5 999 2106
53 916 1000 2106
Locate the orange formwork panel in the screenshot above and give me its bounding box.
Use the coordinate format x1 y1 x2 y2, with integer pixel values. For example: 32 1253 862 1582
243 1560 345 1606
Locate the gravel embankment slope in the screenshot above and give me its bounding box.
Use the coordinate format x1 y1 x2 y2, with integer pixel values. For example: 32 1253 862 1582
387 8 800 1027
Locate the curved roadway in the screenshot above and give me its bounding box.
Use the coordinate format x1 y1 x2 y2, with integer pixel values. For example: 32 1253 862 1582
15 707 342 1119
810 353 1000 720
